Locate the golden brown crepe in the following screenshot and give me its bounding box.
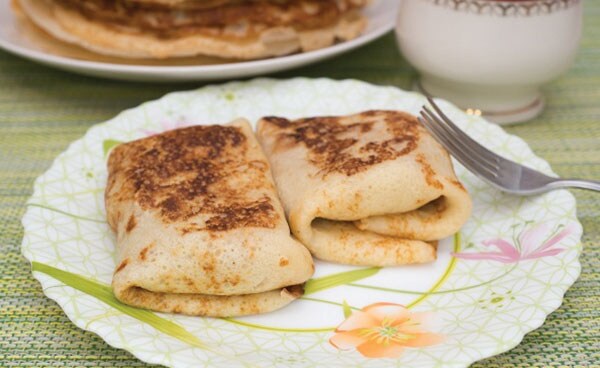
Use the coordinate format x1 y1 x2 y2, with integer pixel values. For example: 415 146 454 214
257 110 472 267
17 0 368 59
105 119 314 317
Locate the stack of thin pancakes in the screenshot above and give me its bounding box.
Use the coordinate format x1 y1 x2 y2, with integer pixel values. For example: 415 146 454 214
105 111 472 317
16 0 369 59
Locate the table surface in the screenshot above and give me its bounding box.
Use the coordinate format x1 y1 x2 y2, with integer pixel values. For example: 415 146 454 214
1 5 599 368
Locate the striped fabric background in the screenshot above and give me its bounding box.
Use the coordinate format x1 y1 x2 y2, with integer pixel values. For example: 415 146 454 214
0 3 598 367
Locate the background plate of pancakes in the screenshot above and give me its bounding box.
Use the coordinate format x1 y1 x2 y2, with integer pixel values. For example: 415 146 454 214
0 0 397 82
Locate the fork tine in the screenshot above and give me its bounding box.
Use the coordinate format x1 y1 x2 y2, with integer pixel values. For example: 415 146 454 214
422 107 499 174
419 116 495 181
418 112 498 181
426 97 502 163
418 112 482 176
421 110 497 180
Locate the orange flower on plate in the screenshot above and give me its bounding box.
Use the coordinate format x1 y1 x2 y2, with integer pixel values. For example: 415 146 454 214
329 302 444 358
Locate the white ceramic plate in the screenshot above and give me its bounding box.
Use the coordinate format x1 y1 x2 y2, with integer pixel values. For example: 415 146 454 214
0 0 396 82
21 79 582 367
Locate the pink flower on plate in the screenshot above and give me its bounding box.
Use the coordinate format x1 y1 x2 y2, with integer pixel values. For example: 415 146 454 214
453 222 576 264
329 303 443 358
141 118 191 136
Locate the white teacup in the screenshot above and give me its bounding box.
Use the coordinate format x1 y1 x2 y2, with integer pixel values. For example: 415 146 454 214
395 0 583 124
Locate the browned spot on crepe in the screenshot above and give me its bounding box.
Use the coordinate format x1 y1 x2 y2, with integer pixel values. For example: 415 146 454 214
279 257 289 267
115 258 129 273
450 179 467 191
200 251 216 273
262 110 421 177
415 153 443 190
227 274 241 286
125 214 137 233
183 276 195 287
205 197 275 231
138 242 154 261
238 300 261 315
107 125 279 233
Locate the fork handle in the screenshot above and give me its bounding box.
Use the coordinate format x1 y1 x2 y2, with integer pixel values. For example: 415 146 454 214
548 178 600 192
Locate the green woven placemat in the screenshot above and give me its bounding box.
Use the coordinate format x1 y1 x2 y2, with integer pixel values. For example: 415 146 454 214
1 5 599 368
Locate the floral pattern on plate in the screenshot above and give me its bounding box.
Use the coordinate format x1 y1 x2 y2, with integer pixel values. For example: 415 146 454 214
330 302 443 358
453 222 575 263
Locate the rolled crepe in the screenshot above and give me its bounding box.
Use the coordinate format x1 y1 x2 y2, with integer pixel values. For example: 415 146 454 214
257 110 472 267
105 119 314 317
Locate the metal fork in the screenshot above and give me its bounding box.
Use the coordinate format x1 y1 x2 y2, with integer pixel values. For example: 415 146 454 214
418 97 600 195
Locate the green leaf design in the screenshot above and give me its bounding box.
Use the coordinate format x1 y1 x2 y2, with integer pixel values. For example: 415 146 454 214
103 139 123 157
304 267 380 295
342 300 352 318
31 261 206 349
26 203 105 223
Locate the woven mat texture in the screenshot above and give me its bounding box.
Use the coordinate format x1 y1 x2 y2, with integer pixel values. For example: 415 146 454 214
1 4 599 367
